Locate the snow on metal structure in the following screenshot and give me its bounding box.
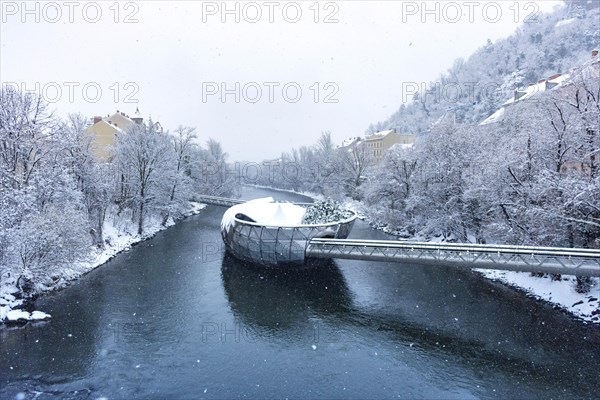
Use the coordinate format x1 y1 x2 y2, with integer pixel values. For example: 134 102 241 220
305 238 600 277
220 199 357 266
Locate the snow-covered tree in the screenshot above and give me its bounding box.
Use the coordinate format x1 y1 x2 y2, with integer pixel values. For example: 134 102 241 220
60 113 113 247
114 121 174 235
0 89 90 296
337 141 374 200
0 85 243 302
0 85 56 190
190 138 237 197
158 125 199 224
361 144 417 233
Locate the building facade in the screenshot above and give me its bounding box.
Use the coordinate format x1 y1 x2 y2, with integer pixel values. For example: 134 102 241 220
362 129 415 163
85 108 144 159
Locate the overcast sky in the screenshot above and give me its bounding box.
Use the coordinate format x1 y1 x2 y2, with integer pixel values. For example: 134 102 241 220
1 0 562 161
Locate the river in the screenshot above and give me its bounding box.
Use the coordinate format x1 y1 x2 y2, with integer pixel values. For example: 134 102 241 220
1 186 599 399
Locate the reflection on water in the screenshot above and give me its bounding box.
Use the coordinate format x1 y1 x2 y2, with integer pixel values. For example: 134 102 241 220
221 248 600 399
221 252 353 334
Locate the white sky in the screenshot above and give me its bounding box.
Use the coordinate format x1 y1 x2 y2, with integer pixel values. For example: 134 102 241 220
0 0 563 161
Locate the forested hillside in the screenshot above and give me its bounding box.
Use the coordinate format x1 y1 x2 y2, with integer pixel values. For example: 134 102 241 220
366 1 600 135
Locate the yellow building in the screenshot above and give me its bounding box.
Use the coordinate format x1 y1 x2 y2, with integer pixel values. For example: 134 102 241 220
85 109 141 160
363 129 415 163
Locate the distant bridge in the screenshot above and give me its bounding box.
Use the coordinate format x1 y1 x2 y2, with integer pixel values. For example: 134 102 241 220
195 194 245 207
198 194 600 276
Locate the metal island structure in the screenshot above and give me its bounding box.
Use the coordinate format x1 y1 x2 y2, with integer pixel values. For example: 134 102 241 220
220 197 357 266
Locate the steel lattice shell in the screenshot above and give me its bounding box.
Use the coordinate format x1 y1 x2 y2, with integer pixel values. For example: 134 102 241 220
221 208 357 266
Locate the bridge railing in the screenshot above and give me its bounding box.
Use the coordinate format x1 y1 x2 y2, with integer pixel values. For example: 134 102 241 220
308 238 600 257
306 238 600 277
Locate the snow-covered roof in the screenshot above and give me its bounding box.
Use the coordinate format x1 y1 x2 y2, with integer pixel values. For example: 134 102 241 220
480 73 569 125
565 53 600 83
555 18 576 28
340 137 361 147
366 129 394 139
501 73 569 107
480 107 505 126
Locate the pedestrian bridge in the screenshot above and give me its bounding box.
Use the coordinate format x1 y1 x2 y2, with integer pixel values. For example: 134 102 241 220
195 194 244 207
305 238 600 277
197 194 600 276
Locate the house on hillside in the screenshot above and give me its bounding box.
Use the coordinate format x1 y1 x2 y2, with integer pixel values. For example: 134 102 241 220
480 74 569 125
557 50 600 177
363 129 415 164
481 50 600 177
561 149 600 176
480 49 599 126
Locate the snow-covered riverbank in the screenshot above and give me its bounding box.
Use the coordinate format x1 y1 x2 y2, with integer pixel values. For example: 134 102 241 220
477 270 599 323
0 202 206 325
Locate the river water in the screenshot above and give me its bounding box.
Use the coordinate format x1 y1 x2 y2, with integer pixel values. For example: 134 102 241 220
1 187 599 399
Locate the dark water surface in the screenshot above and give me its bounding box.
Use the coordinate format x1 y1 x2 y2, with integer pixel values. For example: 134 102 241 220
1 187 599 399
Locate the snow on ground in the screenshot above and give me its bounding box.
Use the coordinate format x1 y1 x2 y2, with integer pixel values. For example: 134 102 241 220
249 184 325 202
0 284 23 322
477 270 600 323
555 17 576 28
0 202 206 325
4 309 51 323
340 198 366 220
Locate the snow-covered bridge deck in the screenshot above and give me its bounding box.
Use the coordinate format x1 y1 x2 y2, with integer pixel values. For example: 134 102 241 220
196 194 245 207
305 238 600 277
